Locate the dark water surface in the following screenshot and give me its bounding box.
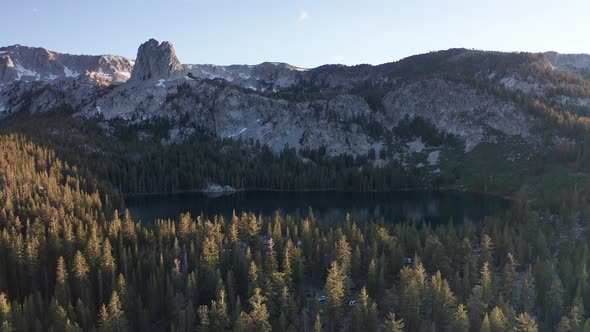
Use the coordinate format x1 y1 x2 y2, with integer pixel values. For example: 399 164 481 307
126 190 512 225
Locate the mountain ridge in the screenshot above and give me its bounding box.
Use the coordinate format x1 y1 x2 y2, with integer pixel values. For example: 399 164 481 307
1 39 590 172
3 41 590 85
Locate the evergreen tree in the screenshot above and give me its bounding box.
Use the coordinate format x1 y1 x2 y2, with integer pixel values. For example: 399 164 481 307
514 312 538 332
97 304 111 332
210 289 230 330
384 312 404 332
107 291 127 332
325 261 346 329
241 288 271 332
55 256 71 307
0 293 13 332
489 306 508 332
451 304 470 332
480 313 491 332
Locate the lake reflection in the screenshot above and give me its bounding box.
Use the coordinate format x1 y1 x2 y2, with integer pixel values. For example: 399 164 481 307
126 190 511 225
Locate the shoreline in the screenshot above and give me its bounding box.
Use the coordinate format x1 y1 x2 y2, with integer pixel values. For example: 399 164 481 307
123 186 517 202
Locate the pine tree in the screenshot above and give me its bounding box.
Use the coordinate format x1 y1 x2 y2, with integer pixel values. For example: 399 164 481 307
48 299 69 332
335 235 351 281
520 266 536 315
399 262 426 331
429 271 456 330
384 312 404 332
367 258 378 297
97 304 110 332
500 255 518 304
197 305 210 331
514 312 538 332
479 234 494 266
489 306 508 332
480 261 493 304
325 261 346 328
0 293 13 332
241 288 271 332
557 301 584 332
451 304 470 332
72 251 89 280
545 278 565 328
480 313 491 332
55 256 71 307
178 213 193 243
210 289 230 330
247 213 260 242
248 262 259 298
351 287 378 332
556 316 572 332
107 291 127 332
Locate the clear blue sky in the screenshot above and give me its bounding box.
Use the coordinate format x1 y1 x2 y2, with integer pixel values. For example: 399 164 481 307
2 0 589 68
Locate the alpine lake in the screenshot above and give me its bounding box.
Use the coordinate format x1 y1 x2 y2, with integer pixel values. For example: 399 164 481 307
126 190 512 225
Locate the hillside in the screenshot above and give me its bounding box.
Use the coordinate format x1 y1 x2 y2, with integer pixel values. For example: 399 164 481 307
1 40 590 198
0 134 590 331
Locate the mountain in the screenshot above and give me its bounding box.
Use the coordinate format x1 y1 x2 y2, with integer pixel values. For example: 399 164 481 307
0 44 134 84
1 39 590 194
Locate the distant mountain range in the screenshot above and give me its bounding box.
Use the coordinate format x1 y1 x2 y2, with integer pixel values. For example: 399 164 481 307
1 39 590 170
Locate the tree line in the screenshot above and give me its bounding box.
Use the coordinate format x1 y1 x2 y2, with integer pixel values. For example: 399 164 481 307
1 134 590 331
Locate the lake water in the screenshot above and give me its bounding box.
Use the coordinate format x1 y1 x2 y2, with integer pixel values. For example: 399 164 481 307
126 190 511 225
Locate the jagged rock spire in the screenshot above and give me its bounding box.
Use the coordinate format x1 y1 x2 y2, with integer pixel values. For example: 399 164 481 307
130 39 184 81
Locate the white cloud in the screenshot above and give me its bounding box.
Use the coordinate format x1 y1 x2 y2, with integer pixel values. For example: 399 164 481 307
297 11 309 23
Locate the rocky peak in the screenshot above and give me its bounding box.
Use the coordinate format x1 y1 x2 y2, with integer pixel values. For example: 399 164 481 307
130 39 184 81
0 44 134 84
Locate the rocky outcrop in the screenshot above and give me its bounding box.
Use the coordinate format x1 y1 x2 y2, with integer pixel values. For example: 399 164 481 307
382 79 532 151
184 62 306 92
203 184 238 193
545 52 590 77
1 40 590 163
130 39 184 81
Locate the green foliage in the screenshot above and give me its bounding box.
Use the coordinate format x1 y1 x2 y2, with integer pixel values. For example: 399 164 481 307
0 111 416 194
394 114 460 147
0 134 588 331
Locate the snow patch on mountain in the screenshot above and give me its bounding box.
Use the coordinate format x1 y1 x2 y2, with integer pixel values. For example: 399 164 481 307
117 71 131 79
228 127 248 138
64 66 80 78
14 62 40 80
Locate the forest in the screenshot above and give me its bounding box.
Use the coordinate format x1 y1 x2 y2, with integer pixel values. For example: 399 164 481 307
0 109 422 195
1 134 590 332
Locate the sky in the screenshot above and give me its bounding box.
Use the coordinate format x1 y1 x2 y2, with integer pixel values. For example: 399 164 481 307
1 0 589 68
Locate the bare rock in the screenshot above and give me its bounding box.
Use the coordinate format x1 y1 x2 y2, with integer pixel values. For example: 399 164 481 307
130 39 184 81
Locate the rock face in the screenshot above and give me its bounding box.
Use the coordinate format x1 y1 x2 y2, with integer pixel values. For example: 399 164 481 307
184 62 306 92
0 45 134 84
382 79 532 151
545 52 590 77
1 40 590 162
130 39 184 81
